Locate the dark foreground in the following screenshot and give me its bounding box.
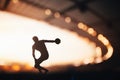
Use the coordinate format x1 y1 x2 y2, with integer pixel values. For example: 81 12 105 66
0 70 120 80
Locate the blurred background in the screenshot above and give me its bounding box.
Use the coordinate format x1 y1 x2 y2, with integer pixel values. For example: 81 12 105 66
0 0 120 80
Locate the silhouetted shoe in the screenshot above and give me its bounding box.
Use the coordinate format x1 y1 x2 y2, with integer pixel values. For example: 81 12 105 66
40 69 48 74
39 67 49 74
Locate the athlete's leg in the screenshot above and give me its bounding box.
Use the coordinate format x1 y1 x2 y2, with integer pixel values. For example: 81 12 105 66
37 65 48 73
34 57 48 73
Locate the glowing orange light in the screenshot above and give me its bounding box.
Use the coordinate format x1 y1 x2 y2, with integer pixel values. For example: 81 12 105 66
97 34 109 46
95 47 102 57
45 9 52 15
11 64 20 71
97 34 113 60
83 58 91 65
103 39 109 46
87 28 97 36
24 64 33 71
65 17 71 23
12 0 19 3
103 45 113 60
3 66 9 71
54 12 60 18
88 58 94 64
95 57 102 63
77 22 88 31
0 11 114 70
73 62 82 67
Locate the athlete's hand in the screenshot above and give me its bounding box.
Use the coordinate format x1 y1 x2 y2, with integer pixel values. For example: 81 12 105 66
55 38 61 44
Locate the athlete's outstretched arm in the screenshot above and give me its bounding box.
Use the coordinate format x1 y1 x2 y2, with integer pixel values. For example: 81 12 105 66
43 40 55 43
43 38 61 44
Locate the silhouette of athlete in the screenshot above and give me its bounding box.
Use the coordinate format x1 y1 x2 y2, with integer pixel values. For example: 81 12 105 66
32 36 60 73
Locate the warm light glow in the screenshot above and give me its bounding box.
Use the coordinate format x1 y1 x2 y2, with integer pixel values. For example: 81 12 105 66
12 0 19 4
77 22 88 31
83 58 94 65
97 34 109 46
95 57 102 63
54 12 60 18
83 58 90 65
95 46 103 63
103 45 113 60
65 17 71 23
0 10 114 72
95 47 102 58
97 34 113 60
3 66 9 71
23 64 33 71
11 64 20 71
45 9 52 15
87 28 97 36
0 11 97 67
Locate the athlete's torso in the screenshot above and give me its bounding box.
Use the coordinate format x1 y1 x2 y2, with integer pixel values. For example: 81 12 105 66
33 40 49 59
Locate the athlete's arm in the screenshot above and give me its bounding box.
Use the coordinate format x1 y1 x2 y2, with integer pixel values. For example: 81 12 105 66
43 38 61 44
43 40 55 43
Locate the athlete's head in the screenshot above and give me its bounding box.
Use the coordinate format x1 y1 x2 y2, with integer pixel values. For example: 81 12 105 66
33 36 38 42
